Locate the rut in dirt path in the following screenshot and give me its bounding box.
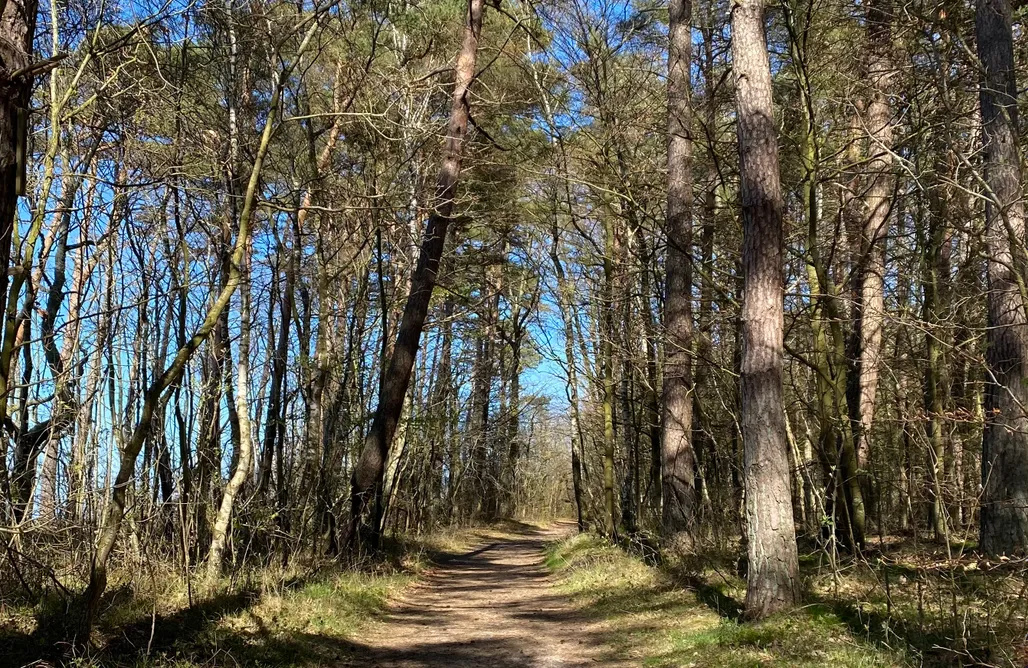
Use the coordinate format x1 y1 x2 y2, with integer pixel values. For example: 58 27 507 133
352 523 621 668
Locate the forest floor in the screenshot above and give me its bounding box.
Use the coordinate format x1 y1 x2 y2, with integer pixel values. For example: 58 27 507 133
350 521 616 667
5 521 1027 666
544 528 1028 667
542 529 908 667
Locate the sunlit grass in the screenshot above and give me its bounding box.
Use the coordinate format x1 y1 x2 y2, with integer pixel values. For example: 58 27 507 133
545 533 910 668
2 526 496 667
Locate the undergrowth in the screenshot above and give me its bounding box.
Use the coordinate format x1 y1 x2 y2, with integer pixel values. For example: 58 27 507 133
0 525 503 667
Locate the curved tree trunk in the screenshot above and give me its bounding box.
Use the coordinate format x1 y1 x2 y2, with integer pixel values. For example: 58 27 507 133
76 10 325 623
207 251 254 580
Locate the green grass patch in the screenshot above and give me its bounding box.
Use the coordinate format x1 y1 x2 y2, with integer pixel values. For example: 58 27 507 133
545 533 910 668
0 567 416 667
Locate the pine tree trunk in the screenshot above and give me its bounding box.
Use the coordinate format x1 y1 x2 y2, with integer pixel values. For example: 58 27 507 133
848 0 894 537
732 0 801 618
976 0 1028 555
345 0 484 550
923 168 952 542
661 0 697 546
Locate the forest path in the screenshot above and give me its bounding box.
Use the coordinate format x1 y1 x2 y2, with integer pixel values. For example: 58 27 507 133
350 522 621 667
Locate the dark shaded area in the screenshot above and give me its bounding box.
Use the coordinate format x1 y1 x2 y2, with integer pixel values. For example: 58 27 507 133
665 539 1028 667
674 572 745 621
0 554 409 668
1 587 263 667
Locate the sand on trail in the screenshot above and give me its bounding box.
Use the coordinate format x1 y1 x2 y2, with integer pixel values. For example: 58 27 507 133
350 523 624 668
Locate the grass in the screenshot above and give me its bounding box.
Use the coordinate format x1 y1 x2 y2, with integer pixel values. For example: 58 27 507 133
9 521 1022 667
0 525 504 668
1 564 414 667
545 532 911 668
0 521 553 667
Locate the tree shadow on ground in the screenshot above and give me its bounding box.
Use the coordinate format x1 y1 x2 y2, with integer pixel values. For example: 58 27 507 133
339 524 631 667
0 523 597 668
808 595 1006 667
661 559 745 622
675 572 745 621
1 587 262 667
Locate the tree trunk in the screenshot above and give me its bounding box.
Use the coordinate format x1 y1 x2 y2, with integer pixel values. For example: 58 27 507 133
549 216 588 531
923 166 952 542
848 0 894 536
345 0 484 550
785 0 864 549
732 0 801 618
601 214 619 538
77 28 306 628
661 0 697 546
976 0 1028 555
207 251 254 580
0 0 35 405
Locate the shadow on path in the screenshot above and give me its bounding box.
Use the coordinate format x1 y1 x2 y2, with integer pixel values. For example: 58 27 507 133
349 522 621 668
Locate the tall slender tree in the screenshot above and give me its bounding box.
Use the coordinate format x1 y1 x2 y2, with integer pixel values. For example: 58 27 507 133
976 0 1028 555
345 0 485 549
731 0 801 617
662 0 697 544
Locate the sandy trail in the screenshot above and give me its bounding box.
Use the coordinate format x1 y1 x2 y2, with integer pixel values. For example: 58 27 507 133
352 523 620 668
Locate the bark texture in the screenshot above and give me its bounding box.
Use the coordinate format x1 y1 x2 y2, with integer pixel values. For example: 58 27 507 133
847 0 895 545
976 0 1028 555
346 0 484 549
207 256 254 579
0 0 36 404
731 0 801 618
662 0 697 544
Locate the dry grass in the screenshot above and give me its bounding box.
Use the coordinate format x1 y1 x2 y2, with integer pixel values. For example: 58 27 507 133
0 524 511 667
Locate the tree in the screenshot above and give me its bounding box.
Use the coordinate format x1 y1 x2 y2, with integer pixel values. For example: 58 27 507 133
0 0 36 358
976 0 1028 555
345 0 485 549
78 6 331 633
731 0 801 617
662 0 697 544
846 0 896 547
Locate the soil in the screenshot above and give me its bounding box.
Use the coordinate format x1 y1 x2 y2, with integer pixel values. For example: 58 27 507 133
350 523 620 667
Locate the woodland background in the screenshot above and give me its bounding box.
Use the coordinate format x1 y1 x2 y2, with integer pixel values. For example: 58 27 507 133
2 0 1028 664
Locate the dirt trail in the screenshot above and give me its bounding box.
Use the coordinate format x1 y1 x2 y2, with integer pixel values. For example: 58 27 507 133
352 523 620 668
